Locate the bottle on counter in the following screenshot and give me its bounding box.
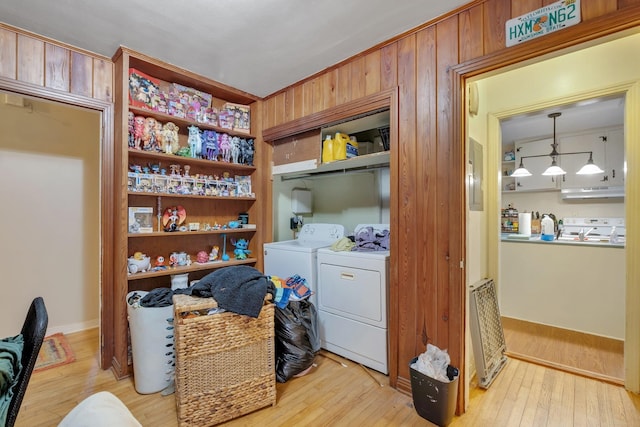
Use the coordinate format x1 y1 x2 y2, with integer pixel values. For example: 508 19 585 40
610 226 619 244
556 219 564 240
541 214 555 241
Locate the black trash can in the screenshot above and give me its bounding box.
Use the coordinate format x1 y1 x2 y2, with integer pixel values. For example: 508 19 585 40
409 357 459 427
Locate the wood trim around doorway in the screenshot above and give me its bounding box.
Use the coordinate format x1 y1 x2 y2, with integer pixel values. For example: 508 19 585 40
0 77 115 370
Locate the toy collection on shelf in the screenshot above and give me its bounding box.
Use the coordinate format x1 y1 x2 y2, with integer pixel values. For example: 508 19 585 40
127 237 252 275
128 112 255 166
127 70 255 277
128 206 254 275
128 163 253 198
128 68 251 133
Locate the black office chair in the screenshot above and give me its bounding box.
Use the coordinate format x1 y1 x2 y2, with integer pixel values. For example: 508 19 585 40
5 297 48 427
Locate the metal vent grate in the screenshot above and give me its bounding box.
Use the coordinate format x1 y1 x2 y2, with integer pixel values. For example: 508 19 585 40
470 278 507 389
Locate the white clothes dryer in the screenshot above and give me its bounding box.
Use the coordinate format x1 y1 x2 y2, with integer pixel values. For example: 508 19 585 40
263 223 344 307
316 224 390 374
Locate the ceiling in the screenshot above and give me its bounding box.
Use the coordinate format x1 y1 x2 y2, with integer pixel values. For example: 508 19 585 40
0 0 469 98
500 95 625 145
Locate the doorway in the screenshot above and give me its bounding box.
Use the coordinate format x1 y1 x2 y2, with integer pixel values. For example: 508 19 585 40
0 79 114 368
0 90 101 336
497 97 626 383
464 32 640 391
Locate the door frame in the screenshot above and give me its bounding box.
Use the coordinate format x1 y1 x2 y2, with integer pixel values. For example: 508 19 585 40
0 77 115 369
452 19 640 392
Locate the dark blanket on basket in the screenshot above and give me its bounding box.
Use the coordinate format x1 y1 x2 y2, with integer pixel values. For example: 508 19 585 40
188 266 270 318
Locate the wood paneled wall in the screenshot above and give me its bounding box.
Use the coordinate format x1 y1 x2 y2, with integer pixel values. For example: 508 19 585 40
0 24 113 102
261 0 640 410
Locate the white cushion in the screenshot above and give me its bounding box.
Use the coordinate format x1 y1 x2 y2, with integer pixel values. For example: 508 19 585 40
58 391 141 427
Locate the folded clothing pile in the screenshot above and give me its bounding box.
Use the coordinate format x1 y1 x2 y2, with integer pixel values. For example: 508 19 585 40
269 274 312 309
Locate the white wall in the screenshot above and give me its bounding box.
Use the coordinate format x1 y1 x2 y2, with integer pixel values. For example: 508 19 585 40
0 94 100 337
500 242 625 339
272 167 390 241
502 190 625 221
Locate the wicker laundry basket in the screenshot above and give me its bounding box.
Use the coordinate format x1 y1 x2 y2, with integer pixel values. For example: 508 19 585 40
173 294 276 427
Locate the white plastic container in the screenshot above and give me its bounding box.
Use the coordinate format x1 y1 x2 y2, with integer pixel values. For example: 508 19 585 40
126 291 174 394
540 215 555 241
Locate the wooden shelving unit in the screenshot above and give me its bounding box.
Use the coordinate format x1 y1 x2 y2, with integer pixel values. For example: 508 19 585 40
110 47 264 379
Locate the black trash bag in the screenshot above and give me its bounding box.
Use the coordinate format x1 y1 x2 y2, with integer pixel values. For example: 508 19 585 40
274 299 320 383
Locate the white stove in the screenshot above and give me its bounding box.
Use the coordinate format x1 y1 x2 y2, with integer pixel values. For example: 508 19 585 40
559 217 625 243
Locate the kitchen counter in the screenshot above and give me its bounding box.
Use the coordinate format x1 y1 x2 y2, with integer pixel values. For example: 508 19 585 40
500 233 624 248
500 237 625 339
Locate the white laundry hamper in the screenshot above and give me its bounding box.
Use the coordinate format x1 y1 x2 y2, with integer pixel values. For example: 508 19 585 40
126 290 175 394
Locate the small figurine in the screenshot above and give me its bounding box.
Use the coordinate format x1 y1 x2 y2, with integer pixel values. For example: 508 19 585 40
231 238 251 260
162 122 180 154
153 121 164 153
218 133 231 162
230 136 241 164
196 251 209 263
244 139 255 166
209 245 219 261
152 255 167 271
202 130 219 161
162 205 186 232
187 125 202 158
148 162 161 174
133 115 145 149
176 146 191 157
142 117 157 150
127 111 135 148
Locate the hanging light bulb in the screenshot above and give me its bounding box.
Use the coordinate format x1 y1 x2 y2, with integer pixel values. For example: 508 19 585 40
541 113 567 176
542 157 566 176
511 110 607 177
510 158 532 177
576 152 605 175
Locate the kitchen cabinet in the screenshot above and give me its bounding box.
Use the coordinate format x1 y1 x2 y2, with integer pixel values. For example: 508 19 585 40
560 126 624 188
513 138 560 191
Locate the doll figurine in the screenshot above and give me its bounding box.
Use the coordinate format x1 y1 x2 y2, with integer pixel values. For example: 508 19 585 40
162 122 180 154
187 125 202 158
242 139 255 166
209 245 219 261
142 117 157 150
218 133 231 162
127 111 135 148
153 121 164 153
202 130 219 161
230 136 241 164
133 115 145 149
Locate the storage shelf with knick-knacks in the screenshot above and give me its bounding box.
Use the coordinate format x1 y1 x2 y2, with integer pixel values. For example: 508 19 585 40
502 143 517 192
127 257 258 281
112 46 264 379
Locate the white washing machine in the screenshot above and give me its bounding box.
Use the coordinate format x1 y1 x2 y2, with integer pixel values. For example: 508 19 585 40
263 223 345 307
316 224 390 374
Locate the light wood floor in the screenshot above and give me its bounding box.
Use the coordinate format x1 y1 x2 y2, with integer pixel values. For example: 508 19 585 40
16 329 640 426
502 316 625 385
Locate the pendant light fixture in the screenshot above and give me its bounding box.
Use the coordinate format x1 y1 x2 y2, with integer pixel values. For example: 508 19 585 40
509 112 604 177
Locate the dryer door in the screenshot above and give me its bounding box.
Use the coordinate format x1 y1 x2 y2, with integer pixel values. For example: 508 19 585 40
317 260 386 328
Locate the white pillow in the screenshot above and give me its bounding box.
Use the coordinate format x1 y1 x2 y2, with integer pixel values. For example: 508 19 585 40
58 391 141 427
